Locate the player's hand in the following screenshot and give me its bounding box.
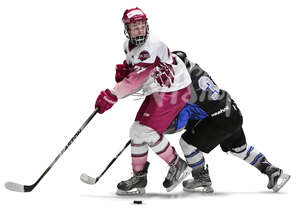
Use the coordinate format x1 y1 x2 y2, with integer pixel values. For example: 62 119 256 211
95 89 118 114
153 62 175 88
115 60 130 83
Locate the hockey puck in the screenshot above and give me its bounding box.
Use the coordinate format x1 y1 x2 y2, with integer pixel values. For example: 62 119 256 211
133 200 142 204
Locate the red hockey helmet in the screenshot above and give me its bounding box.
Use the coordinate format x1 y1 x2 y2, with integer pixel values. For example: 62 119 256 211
122 7 149 46
122 7 147 25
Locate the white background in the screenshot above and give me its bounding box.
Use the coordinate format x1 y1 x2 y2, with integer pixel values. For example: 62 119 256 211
0 0 299 211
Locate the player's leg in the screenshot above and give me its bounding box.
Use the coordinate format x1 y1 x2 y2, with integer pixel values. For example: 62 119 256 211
116 121 150 195
179 103 242 192
117 87 191 194
140 87 192 191
179 137 213 192
221 128 291 192
124 121 190 193
149 134 191 191
116 97 151 195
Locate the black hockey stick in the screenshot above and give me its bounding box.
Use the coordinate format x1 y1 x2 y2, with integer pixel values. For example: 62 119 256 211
5 108 99 192
80 139 131 185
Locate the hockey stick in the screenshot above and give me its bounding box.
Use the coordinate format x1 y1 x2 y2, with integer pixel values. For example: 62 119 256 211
5 108 99 192
80 139 131 185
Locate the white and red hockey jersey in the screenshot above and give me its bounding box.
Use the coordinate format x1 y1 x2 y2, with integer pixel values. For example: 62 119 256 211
111 36 191 99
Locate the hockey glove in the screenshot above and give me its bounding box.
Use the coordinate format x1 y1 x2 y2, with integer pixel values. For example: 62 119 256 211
95 89 118 114
115 60 131 83
153 62 175 88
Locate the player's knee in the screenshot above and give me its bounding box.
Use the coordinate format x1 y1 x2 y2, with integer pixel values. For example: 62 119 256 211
229 144 248 159
130 122 160 144
179 137 199 156
129 121 140 142
179 137 186 148
220 129 247 153
230 143 247 153
179 137 191 151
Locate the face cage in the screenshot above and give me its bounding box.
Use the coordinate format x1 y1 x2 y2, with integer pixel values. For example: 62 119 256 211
124 23 149 47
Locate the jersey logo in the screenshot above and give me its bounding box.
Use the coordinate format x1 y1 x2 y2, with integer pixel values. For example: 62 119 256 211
138 50 150 61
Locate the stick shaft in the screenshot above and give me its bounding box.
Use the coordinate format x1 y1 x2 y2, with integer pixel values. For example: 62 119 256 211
95 140 131 183
31 108 99 189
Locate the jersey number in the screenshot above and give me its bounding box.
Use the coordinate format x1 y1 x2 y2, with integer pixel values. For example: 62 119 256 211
198 76 220 100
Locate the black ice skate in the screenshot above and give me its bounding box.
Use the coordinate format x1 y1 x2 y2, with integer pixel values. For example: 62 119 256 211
116 162 149 195
183 165 214 193
265 165 290 192
163 150 191 192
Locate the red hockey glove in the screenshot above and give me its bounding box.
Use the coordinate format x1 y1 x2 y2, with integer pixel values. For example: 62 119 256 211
95 89 118 114
115 60 131 83
153 62 175 88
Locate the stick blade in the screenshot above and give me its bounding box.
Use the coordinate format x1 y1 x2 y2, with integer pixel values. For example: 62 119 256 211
5 181 25 192
80 173 96 185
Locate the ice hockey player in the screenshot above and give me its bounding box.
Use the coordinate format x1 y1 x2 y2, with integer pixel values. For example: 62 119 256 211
95 8 192 195
163 51 291 193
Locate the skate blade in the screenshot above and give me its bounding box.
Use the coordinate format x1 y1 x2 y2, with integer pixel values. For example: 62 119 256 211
116 188 145 196
272 173 291 192
166 166 192 192
183 186 214 193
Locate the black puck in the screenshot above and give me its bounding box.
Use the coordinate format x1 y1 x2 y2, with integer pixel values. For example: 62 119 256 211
133 200 142 204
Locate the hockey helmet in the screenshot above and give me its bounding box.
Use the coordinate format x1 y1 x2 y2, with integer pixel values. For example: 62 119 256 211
122 7 149 46
172 51 191 69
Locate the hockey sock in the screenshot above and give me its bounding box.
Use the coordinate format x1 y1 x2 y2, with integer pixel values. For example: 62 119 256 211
131 142 149 172
150 135 176 164
230 144 270 173
179 137 205 169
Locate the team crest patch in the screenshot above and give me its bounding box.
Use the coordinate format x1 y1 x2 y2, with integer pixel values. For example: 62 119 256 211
138 50 150 61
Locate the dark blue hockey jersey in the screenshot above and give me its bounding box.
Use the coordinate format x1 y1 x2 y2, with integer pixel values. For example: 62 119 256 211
165 63 233 133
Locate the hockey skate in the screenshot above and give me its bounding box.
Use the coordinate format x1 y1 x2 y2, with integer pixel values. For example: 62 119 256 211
265 166 290 192
116 162 149 195
163 151 191 192
183 165 214 193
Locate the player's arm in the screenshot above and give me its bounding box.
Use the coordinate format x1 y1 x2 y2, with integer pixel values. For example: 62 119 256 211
112 56 160 99
94 58 160 114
